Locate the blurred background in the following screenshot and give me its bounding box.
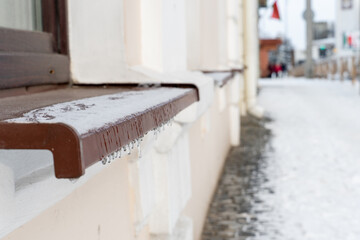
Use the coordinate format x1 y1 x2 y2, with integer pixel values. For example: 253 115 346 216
259 0 360 81
0 1 359 240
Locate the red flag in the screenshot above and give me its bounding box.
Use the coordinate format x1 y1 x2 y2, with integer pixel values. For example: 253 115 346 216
271 1 280 20
348 35 353 47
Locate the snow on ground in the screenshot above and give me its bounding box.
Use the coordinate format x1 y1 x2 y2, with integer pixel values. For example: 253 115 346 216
256 78 360 240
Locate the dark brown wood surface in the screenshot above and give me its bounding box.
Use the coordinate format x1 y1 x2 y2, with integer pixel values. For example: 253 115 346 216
41 0 58 51
0 27 54 53
42 0 69 54
57 0 69 55
0 52 69 90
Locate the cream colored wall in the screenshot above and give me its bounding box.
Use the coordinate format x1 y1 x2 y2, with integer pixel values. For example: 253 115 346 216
124 0 142 66
186 0 230 70
68 0 150 84
184 84 233 240
3 82 235 240
0 0 248 238
243 0 261 114
3 156 150 240
200 0 219 69
185 0 202 70
68 0 126 83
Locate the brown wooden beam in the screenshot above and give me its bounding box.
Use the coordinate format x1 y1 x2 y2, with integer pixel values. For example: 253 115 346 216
0 52 69 89
0 27 53 53
0 85 199 178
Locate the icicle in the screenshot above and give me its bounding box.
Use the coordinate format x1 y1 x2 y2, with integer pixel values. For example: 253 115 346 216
69 178 79 183
110 152 116 162
170 118 173 126
154 128 158 140
138 144 142 158
116 149 122 158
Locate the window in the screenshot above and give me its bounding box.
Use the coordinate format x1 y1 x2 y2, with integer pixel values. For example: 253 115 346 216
0 1 200 179
0 0 42 31
342 0 353 9
0 0 69 90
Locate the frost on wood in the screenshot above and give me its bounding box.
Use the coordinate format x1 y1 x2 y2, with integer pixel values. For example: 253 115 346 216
5 88 184 166
6 88 190 136
99 119 173 165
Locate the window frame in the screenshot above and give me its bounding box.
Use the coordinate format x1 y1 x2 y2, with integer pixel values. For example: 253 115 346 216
0 0 201 179
0 0 69 90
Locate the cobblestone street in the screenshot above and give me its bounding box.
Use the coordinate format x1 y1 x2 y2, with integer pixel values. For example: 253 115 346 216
202 115 273 240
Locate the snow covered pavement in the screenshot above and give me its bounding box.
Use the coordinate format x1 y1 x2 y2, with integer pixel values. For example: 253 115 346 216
256 78 360 240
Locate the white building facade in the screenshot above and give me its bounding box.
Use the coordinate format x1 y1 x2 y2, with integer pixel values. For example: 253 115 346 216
0 0 261 240
335 0 360 55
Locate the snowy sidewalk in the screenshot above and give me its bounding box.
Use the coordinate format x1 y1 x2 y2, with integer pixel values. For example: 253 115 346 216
257 78 360 240
202 78 360 240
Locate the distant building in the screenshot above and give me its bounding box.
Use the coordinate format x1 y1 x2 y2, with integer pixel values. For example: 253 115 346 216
335 0 360 55
259 0 268 8
313 22 335 40
259 39 282 77
313 22 336 59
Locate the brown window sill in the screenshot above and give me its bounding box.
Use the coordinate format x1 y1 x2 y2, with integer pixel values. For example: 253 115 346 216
203 68 243 87
0 84 199 178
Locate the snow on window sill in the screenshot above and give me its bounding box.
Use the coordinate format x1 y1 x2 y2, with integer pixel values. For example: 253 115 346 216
0 84 199 179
